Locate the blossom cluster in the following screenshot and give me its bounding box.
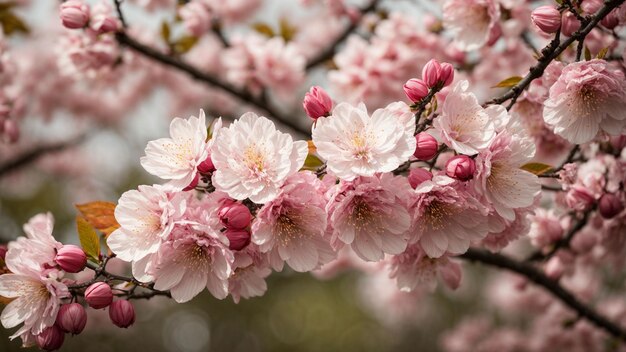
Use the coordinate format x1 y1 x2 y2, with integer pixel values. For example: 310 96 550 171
1 0 626 350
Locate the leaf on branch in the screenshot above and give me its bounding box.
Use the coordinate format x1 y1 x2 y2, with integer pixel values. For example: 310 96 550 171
520 162 553 175
76 216 101 262
252 22 275 38
279 18 297 42
161 21 171 43
173 35 198 54
0 9 29 36
584 46 592 61
307 140 317 154
491 76 522 88
596 47 609 60
76 201 119 236
301 154 324 171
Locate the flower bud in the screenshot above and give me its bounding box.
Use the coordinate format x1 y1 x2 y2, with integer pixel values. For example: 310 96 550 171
599 193 624 219
561 12 581 37
0 244 7 260
197 155 215 174
408 168 433 189
445 155 476 181
531 6 561 34
422 59 442 88
109 300 136 328
55 245 87 273
403 78 429 103
85 282 113 309
439 63 455 87
545 256 564 280
60 0 90 29
219 203 252 229
37 325 65 351
303 86 333 120
413 133 438 160
56 303 87 335
224 228 251 251
601 11 619 29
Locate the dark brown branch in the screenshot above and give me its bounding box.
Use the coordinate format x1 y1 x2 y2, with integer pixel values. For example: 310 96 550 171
0 135 86 178
113 0 127 28
460 248 626 342
304 0 380 70
486 0 625 110
114 33 310 136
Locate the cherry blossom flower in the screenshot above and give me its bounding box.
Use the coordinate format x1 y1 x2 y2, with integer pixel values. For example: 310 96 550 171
141 111 218 190
227 248 271 303
107 185 187 263
410 175 490 258
5 213 62 274
434 80 505 155
543 59 626 144
150 223 234 303
474 122 541 221
252 172 335 272
312 102 415 181
389 243 462 292
211 112 308 204
327 173 412 261
443 0 501 51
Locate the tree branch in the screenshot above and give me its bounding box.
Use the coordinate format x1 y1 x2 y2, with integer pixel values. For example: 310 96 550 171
304 0 380 70
486 0 625 110
460 248 626 342
0 135 86 178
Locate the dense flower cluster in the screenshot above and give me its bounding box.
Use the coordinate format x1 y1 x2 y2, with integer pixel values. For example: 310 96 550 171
1 0 626 350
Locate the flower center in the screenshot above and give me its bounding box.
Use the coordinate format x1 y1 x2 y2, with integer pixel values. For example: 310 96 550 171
276 212 307 246
243 144 266 174
422 200 455 230
351 132 374 160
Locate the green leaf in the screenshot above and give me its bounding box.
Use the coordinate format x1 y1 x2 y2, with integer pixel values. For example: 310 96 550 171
596 47 609 60
161 21 171 43
77 216 100 262
173 35 198 54
492 76 522 88
252 22 275 38
520 162 553 175
301 154 324 170
584 46 592 61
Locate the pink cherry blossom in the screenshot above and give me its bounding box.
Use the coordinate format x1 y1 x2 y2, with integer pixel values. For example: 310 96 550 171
443 0 501 51
543 59 626 144
5 213 62 274
389 243 462 292
252 172 335 272
312 101 416 181
227 248 271 303
327 173 411 261
410 175 490 258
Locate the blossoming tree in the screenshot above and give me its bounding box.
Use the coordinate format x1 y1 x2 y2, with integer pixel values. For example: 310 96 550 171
1 0 626 350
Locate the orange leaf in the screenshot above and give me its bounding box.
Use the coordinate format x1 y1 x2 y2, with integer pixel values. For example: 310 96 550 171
307 140 317 154
75 201 119 236
0 295 13 305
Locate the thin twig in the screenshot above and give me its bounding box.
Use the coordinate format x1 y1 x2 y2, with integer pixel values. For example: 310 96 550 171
460 248 626 342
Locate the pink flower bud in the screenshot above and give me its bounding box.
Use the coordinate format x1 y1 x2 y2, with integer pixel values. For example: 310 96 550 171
60 0 90 29
439 63 455 87
561 12 581 37
90 15 119 34
224 228 251 251
3 119 19 143
445 155 476 181
56 303 87 335
408 168 433 189
182 172 200 191
197 155 216 174
565 185 595 211
422 59 442 88
531 6 561 34
413 133 438 160
37 325 65 351
303 86 333 120
581 0 602 14
85 282 113 309
219 203 252 229
0 244 7 260
403 78 429 103
109 300 136 328
55 245 87 273
545 256 564 280
601 11 619 29
599 193 624 219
